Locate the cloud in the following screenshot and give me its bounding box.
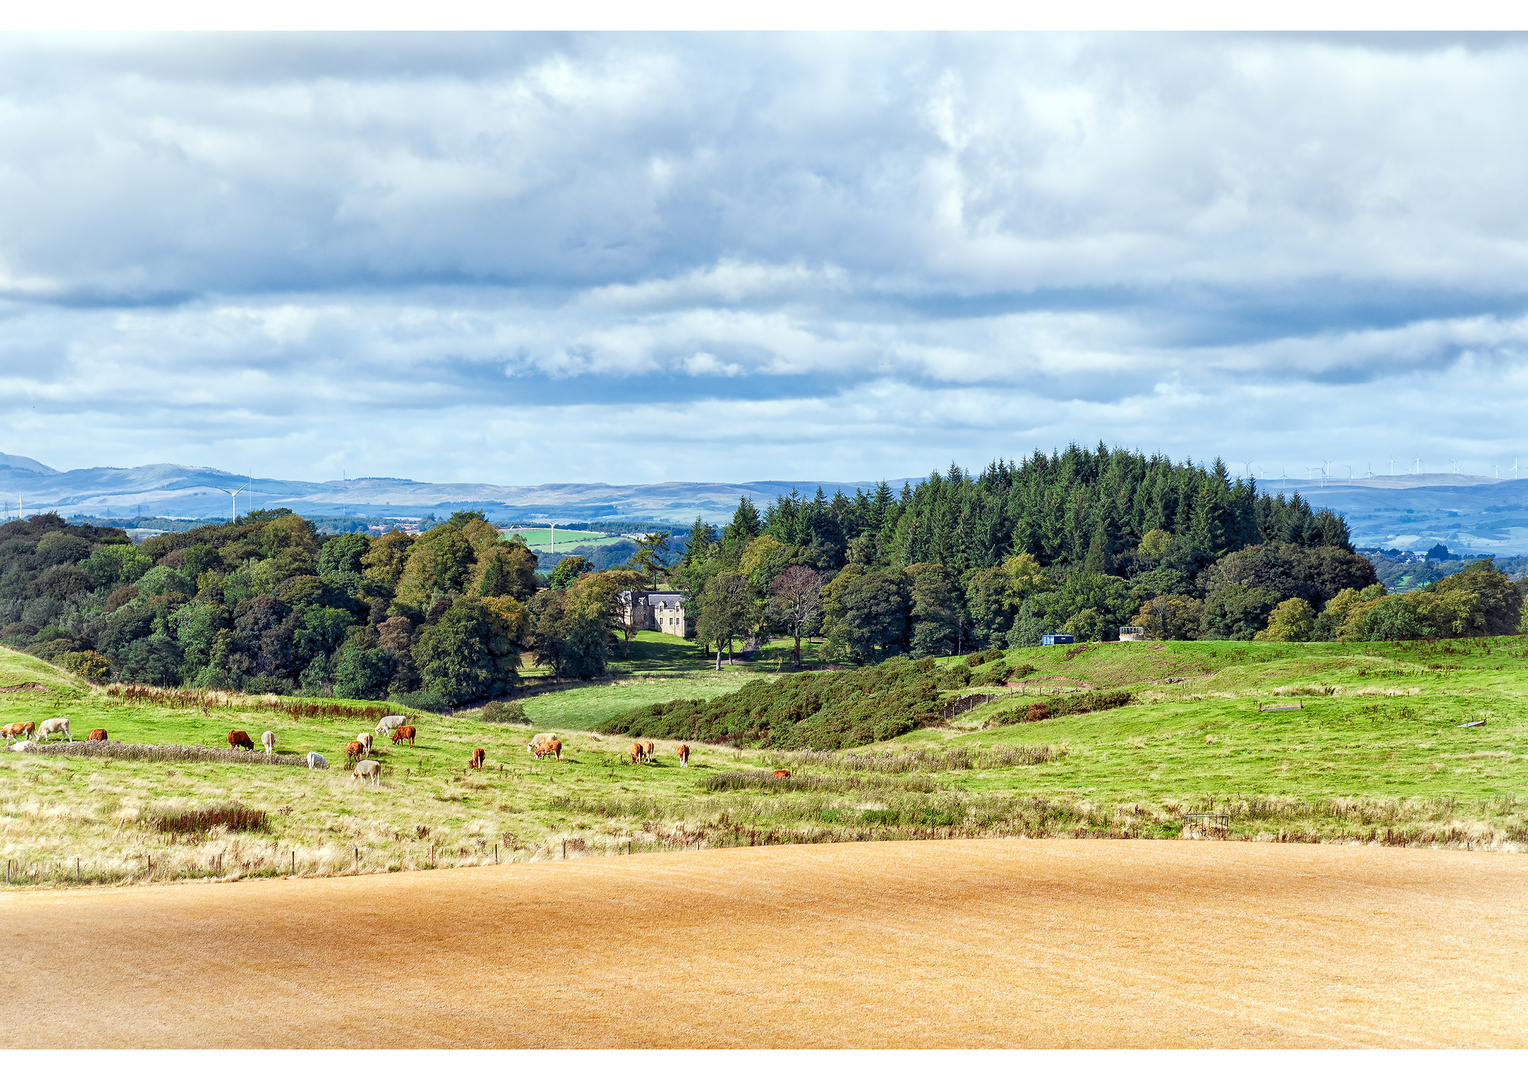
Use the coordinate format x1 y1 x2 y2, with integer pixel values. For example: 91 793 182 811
1 33 1527 484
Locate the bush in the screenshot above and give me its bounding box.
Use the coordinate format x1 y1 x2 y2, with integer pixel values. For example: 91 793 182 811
60 649 112 683
1052 689 1132 716
480 700 528 724
243 675 295 696
597 658 943 750
1024 701 1050 723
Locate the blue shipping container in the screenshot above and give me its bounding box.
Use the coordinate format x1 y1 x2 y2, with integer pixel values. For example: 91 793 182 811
1041 633 1075 646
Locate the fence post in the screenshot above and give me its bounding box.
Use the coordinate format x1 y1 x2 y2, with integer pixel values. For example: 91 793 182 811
76 857 80 883
291 850 295 875
494 844 498 864
562 839 567 859
354 846 358 871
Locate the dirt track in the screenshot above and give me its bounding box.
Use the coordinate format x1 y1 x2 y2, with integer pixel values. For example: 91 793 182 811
5 839 1526 1048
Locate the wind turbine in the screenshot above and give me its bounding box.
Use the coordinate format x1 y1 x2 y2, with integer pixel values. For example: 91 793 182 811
1388 456 1396 476
1320 460 1334 487
215 476 251 524
1515 459 1521 480
1449 459 1460 475
1240 460 1255 482
1415 457 1423 475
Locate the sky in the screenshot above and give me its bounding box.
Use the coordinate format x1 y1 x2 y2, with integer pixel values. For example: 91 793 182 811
3 32 1528 486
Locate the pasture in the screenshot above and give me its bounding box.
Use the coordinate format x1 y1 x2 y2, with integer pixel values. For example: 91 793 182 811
4 839 1526 1048
504 528 622 552
3 636 1528 891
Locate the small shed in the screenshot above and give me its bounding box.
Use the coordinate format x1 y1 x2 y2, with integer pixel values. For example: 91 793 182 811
1118 626 1145 642
1041 633 1075 646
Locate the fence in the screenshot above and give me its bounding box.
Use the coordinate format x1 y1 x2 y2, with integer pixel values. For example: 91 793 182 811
942 691 1021 720
1181 812 1231 829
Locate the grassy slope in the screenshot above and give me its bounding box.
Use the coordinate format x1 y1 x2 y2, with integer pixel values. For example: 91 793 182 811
4 637 1527 889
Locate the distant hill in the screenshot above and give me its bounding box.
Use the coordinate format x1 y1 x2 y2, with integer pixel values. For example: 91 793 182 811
7 453 1528 554
0 455 886 528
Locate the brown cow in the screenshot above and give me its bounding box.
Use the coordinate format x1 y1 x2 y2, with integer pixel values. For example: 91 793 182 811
2 721 36 744
629 742 644 765
228 729 255 751
469 747 486 770
676 743 689 767
390 725 417 746
642 740 655 763
534 738 562 761
345 739 366 765
88 728 108 742
773 769 791 779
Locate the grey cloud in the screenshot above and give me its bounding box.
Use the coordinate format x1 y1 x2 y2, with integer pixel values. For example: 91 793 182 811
1 33 1527 484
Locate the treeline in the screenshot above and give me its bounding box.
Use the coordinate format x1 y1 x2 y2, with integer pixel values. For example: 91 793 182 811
0 510 643 708
664 446 1404 663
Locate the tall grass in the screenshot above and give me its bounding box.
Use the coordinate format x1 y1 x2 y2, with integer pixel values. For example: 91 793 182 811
105 684 401 722
148 802 269 834
769 745 1067 773
23 741 310 766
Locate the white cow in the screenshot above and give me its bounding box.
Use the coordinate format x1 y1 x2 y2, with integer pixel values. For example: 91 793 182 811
357 731 374 754
306 751 327 770
374 714 406 737
353 759 382 787
37 718 72 743
261 730 276 755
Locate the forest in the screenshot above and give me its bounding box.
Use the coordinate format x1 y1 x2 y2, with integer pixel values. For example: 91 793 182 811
1 444 1523 707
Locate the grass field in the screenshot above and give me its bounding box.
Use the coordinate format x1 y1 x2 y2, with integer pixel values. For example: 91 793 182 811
503 528 625 553
3 635 1527 891
7 840 1526 1047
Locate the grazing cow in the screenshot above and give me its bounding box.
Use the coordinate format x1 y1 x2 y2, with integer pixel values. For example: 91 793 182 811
2 721 36 745
629 742 644 765
88 728 108 742
375 714 406 737
469 747 486 770
533 738 562 761
261 730 275 754
642 740 655 763
527 732 559 757
677 743 689 767
345 740 366 764
390 725 416 747
306 751 327 770
38 718 73 743
227 729 255 751
357 732 374 754
772 769 790 780
353 759 382 787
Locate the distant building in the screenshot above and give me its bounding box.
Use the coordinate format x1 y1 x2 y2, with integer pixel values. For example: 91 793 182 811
1118 626 1145 642
1041 633 1075 646
620 590 688 638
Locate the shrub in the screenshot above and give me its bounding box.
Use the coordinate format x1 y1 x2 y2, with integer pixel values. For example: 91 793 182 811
597 657 943 750
1024 701 1050 723
480 700 528 724
1052 689 1132 716
391 688 454 713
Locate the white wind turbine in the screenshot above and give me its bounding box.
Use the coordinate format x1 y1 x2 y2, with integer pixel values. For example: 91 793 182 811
1388 456 1396 476
215 476 251 525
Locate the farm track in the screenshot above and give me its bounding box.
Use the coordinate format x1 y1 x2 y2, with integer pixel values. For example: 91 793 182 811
4 839 1526 1048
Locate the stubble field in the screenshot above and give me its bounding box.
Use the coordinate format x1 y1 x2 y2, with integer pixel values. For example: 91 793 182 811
4 838 1526 1049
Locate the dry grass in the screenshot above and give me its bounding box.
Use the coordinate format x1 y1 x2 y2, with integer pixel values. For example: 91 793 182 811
5 840 1528 1048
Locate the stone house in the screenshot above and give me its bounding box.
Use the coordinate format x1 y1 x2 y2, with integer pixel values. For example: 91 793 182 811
620 590 688 638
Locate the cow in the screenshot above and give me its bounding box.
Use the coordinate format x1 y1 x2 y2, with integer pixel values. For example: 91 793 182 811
527 732 559 757
357 732 374 754
390 725 416 747
629 742 644 765
88 728 108 742
773 769 791 780
345 740 366 765
38 718 72 743
677 743 690 767
533 738 562 761
375 714 406 737
261 730 275 755
2 721 36 745
469 747 486 770
227 729 255 751
306 751 327 770
353 759 382 787
642 740 655 763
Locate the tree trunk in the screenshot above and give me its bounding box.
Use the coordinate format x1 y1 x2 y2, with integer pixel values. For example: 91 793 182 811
714 642 723 671
793 631 802 669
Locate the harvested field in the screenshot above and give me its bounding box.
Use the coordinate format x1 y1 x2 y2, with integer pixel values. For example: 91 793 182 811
4 839 1526 1048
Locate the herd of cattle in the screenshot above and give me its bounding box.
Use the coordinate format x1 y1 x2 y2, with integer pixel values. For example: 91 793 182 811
5 710 700 784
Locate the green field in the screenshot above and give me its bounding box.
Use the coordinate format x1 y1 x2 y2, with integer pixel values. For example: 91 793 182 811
503 528 626 553
3 636 1526 890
